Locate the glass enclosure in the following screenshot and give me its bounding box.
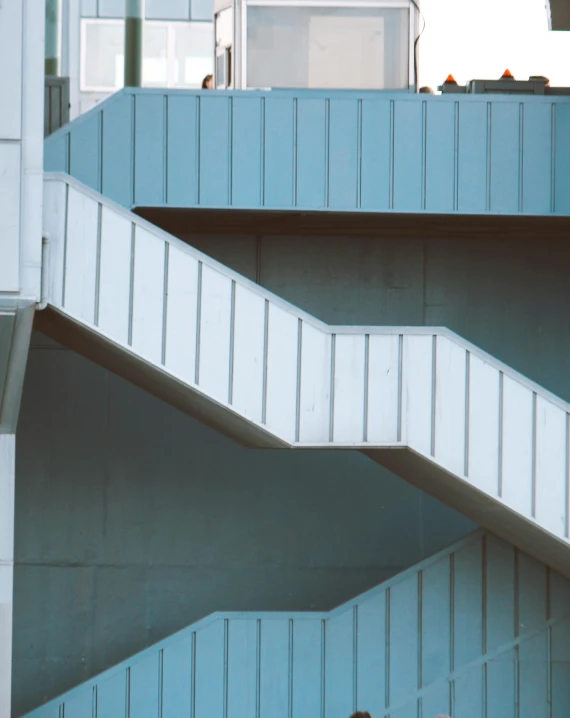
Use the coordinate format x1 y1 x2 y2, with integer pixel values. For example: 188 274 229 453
246 4 410 90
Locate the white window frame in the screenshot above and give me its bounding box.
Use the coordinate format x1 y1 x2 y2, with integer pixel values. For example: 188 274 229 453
241 0 415 90
80 17 213 92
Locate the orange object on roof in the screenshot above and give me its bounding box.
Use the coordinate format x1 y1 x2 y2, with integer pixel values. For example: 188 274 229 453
444 74 457 84
502 69 514 79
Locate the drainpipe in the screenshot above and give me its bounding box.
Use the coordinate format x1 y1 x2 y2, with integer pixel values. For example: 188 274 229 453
124 0 144 87
38 236 50 310
45 0 60 76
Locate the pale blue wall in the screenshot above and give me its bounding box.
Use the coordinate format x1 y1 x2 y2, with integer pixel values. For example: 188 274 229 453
43 88 570 216
23 531 570 718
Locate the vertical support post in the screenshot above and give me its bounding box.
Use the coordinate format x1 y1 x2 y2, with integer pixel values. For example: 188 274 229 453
0 435 15 718
45 0 60 76
124 0 144 88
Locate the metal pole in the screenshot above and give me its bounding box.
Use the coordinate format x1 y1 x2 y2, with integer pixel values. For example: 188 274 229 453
124 0 144 87
45 0 60 76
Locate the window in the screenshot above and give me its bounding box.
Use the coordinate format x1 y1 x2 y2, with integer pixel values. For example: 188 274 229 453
173 22 213 86
81 18 213 91
83 20 124 89
246 4 409 90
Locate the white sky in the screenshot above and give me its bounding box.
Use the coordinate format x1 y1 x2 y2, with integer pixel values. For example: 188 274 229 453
418 0 570 89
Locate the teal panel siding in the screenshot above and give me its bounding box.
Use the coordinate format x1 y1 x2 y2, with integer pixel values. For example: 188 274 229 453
292 620 322 718
359 98 391 211
43 131 69 173
522 102 553 214
328 99 359 210
166 94 199 206
69 114 101 191
101 93 134 207
356 593 386 717
487 652 516 718
263 96 295 208
388 574 419 706
325 609 354 718
162 635 193 718
453 539 483 667
195 620 225 718
259 620 290 718
519 632 549 718
44 88 570 216
485 536 515 653
130 652 161 718
25 532 570 718
457 102 488 213
63 690 93 718
425 101 456 212
231 96 263 207
490 102 521 213
96 671 128 718
421 555 451 686
134 94 166 206
392 100 423 211
554 103 570 214
296 98 327 209
227 621 258 718
199 96 231 207
453 664 484 718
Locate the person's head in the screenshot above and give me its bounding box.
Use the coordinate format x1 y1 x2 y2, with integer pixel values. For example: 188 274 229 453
350 713 372 718
202 74 213 89
419 86 435 94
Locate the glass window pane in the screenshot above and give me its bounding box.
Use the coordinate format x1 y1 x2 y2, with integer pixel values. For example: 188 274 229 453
83 21 125 89
173 22 214 87
143 24 169 86
246 6 409 90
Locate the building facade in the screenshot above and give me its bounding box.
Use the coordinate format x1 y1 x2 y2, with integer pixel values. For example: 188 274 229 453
1 1 570 717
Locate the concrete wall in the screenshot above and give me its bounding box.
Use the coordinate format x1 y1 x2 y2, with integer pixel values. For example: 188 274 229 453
13 332 473 716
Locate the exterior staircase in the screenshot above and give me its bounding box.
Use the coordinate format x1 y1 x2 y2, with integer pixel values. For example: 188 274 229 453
40 173 570 580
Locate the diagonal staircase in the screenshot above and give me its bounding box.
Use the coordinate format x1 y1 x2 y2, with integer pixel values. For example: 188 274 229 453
23 531 570 718
40 172 570 579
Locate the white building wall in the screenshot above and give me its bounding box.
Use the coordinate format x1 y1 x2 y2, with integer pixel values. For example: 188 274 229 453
0 2 44 716
0 0 44 299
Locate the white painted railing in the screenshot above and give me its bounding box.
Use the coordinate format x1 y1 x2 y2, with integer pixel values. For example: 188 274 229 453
42 173 570 568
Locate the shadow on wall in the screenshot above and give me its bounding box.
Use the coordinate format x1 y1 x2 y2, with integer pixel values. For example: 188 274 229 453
12 332 474 715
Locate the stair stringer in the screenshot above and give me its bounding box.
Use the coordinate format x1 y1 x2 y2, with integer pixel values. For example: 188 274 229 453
23 531 570 718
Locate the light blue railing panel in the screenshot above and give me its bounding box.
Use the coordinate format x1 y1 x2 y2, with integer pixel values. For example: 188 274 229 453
44 88 570 216
24 531 570 718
